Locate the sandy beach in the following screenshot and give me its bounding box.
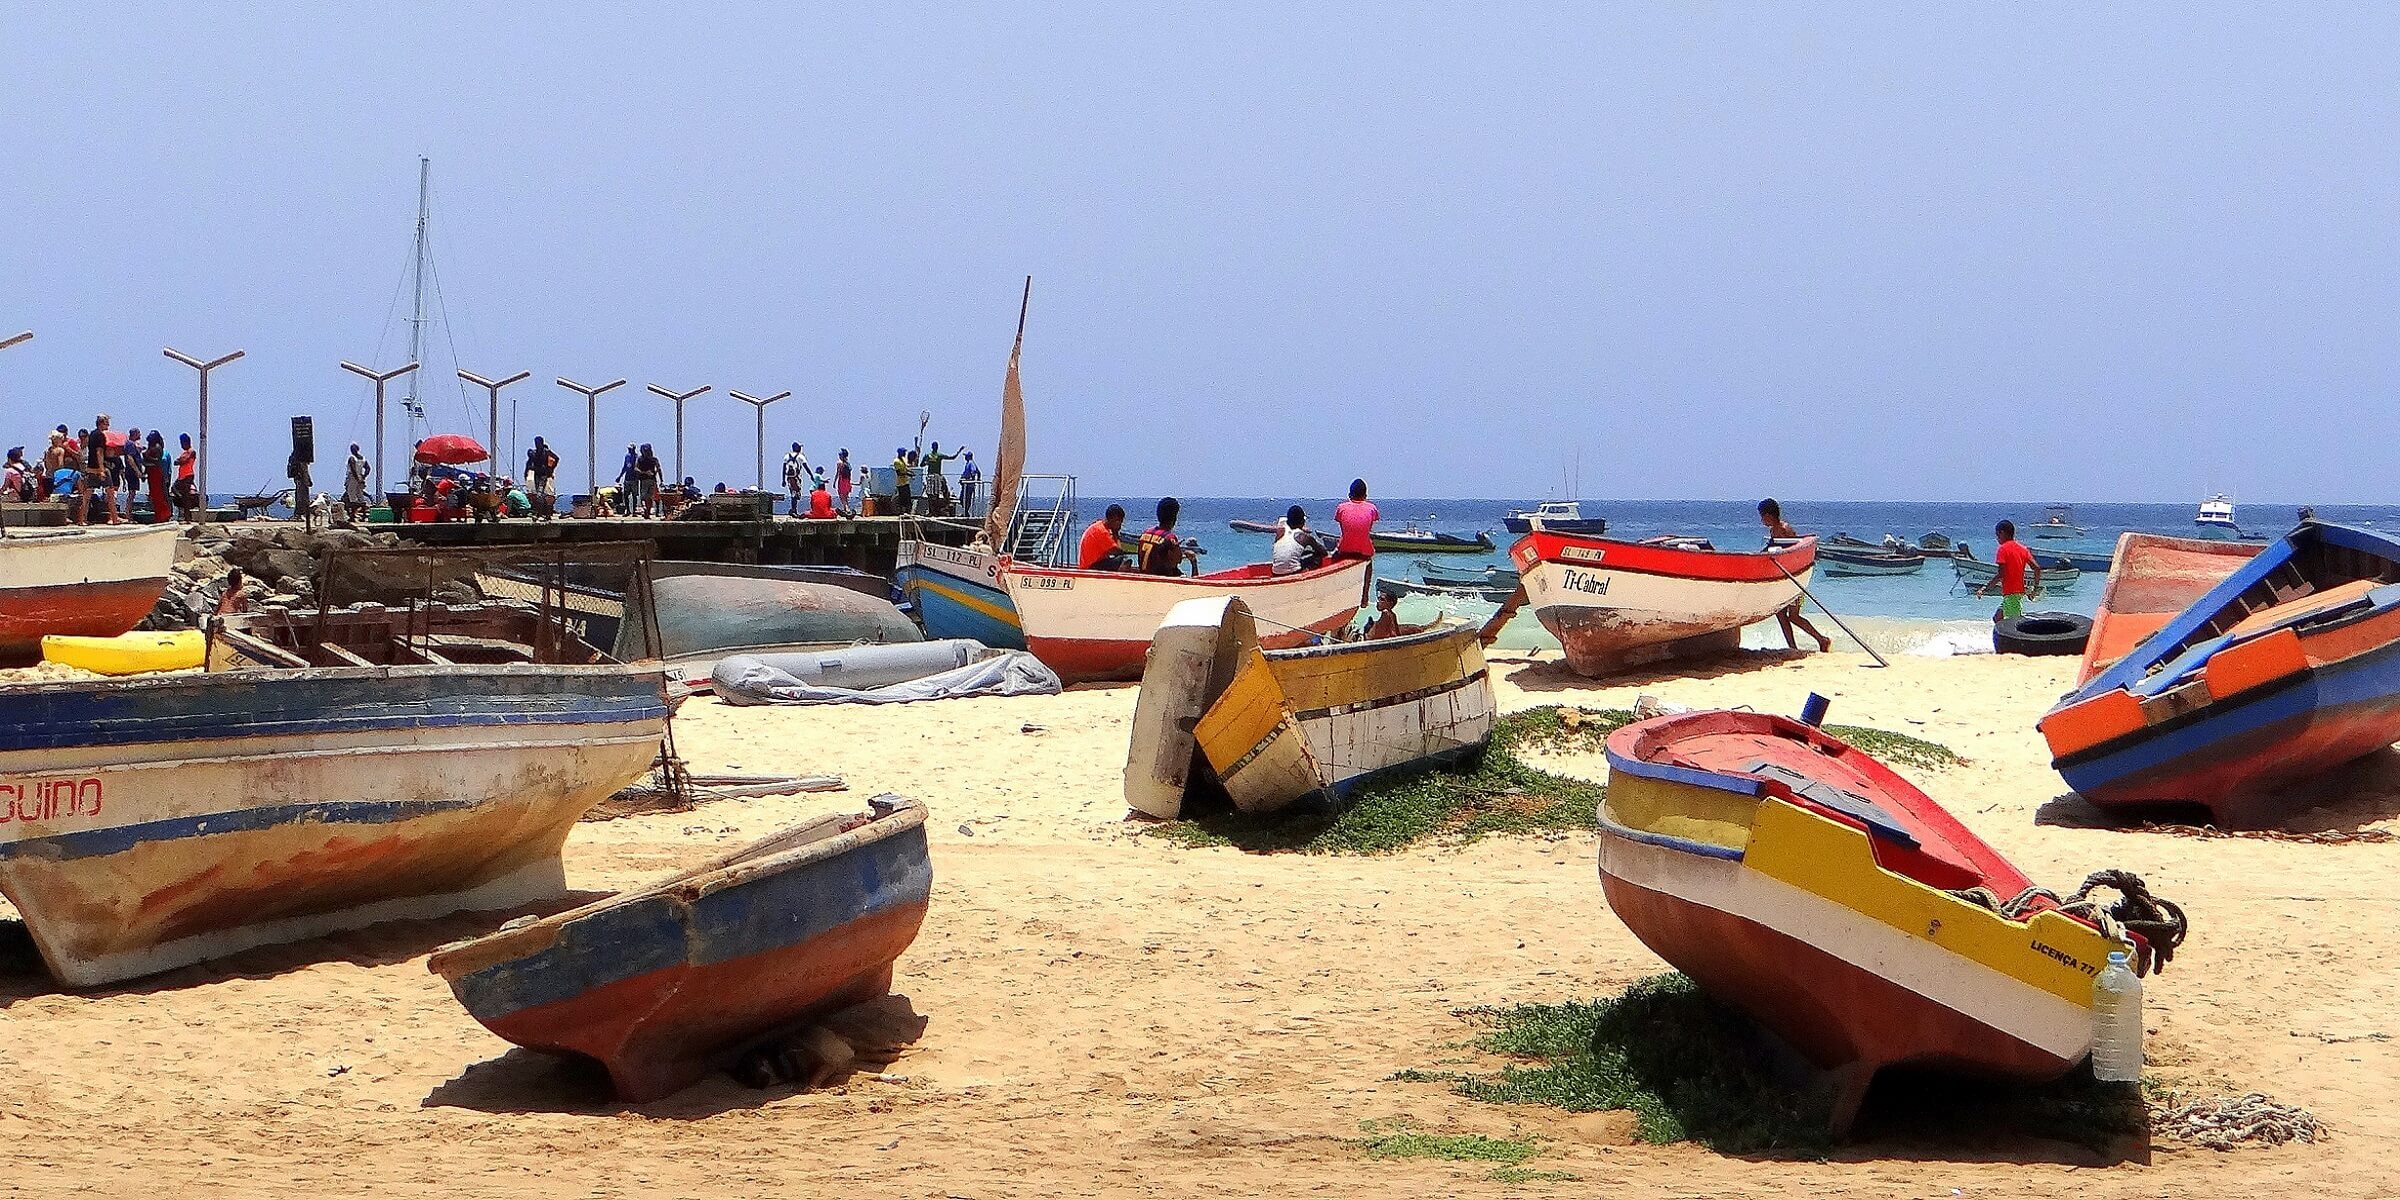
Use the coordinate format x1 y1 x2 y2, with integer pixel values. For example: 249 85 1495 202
3 648 2394 1197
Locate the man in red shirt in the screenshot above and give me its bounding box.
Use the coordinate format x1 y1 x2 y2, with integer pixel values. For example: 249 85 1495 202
1078 504 1130 570
1332 478 1378 562
1976 519 2043 622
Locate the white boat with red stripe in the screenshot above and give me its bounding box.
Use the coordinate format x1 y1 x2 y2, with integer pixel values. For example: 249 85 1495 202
0 523 179 664
999 556 1371 683
1510 531 1815 677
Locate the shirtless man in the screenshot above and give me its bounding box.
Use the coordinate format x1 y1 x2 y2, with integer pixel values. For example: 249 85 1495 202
1758 498 1830 652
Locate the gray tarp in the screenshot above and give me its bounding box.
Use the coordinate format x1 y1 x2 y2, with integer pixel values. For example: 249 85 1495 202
713 647 1063 706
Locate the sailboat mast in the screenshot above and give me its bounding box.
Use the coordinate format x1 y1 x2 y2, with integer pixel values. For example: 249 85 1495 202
403 156 431 432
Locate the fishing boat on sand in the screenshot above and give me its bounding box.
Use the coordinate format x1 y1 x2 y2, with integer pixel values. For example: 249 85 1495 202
0 545 671 987
429 794 931 1101
1370 524 1494 554
2072 533 2262 683
1500 500 1608 536
1001 556 1369 683
1505 531 1816 678
2039 521 2400 825
0 523 180 664
1600 707 2184 1134
1125 597 1493 819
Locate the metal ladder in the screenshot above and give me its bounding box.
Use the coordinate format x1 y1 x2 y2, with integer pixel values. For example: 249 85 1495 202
1002 474 1078 565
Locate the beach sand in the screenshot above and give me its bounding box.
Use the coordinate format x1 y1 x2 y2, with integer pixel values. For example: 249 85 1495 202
3 649 2395 1196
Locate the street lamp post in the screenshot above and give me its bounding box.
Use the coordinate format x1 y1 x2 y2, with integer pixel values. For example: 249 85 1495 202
0 332 27 534
458 370 531 475
557 377 628 500
645 384 711 483
727 390 790 493
164 346 245 507
339 360 419 495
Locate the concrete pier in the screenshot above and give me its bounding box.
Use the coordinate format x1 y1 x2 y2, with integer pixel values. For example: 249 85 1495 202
378 514 974 574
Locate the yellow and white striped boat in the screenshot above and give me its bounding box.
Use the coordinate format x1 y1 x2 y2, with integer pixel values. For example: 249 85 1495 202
1124 596 1494 818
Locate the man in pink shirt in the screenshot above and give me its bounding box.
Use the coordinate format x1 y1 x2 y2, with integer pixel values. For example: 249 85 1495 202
1332 478 1378 562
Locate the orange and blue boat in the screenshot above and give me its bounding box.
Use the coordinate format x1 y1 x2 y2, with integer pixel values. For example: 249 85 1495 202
2039 521 2400 824
1601 708 2177 1133
428 795 931 1102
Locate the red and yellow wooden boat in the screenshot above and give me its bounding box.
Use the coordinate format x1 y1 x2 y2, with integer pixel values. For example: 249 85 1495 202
1509 531 1815 678
2041 522 2400 824
1601 709 2170 1133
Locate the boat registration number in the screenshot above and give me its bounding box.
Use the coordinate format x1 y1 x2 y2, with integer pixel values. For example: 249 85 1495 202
1021 576 1075 591
0 777 104 826
1557 546 1607 564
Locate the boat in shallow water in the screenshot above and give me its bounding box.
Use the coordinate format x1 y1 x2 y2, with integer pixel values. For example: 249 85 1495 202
0 523 179 664
1001 556 1369 683
1125 597 1494 818
1951 554 2080 594
1818 545 1925 577
1500 500 1608 536
0 547 670 987
1370 525 1494 555
429 794 931 1101
1508 532 1815 678
1600 708 2179 1134
1418 561 1521 590
2040 521 2400 824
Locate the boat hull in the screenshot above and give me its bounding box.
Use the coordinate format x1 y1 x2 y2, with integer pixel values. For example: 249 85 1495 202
895 540 1024 649
431 801 932 1102
0 665 667 987
1003 558 1370 683
1512 532 1814 678
1501 516 1610 536
0 524 180 662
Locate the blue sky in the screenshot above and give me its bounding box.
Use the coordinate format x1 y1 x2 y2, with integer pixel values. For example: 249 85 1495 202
3 6 2394 501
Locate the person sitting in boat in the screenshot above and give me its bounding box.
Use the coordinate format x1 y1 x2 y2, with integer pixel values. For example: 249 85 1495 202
1139 498 1197 576
1333 478 1378 562
1271 505 1329 575
1757 498 1831 652
1079 504 1132 570
1365 591 1432 640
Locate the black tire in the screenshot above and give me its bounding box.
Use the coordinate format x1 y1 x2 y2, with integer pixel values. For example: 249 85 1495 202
1994 611 2091 656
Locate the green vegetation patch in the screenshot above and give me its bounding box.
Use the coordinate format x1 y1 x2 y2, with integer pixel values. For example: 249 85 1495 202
1143 707 1962 854
1355 1121 1540 1166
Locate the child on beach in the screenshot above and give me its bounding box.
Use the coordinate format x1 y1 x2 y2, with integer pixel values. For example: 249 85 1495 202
1758 498 1831 652
1975 519 2043 621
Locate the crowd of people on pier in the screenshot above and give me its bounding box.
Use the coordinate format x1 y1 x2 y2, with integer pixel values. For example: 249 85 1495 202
1 414 201 525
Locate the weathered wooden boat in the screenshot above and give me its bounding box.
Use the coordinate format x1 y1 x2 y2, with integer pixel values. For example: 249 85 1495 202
1917 531 1953 554
1508 531 1815 677
0 549 671 987
1601 708 2180 1133
2039 521 2400 824
428 794 930 1101
0 523 180 664
1818 545 1925 577
1418 561 1521 590
2073 533 2261 683
2032 505 2084 539
1501 500 1608 536
1125 598 1493 818
1371 525 1494 554
1000 556 1369 683
1951 554 2080 594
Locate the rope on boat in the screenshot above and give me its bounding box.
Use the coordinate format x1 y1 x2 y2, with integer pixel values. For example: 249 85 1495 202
1953 869 2188 973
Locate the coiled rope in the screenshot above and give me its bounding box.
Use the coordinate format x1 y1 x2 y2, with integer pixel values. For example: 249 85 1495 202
1954 868 2188 974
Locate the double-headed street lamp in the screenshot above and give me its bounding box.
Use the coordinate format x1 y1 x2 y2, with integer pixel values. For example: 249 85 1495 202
728 389 790 493
646 384 710 483
459 370 532 475
339 359 419 494
164 346 245 504
557 377 628 499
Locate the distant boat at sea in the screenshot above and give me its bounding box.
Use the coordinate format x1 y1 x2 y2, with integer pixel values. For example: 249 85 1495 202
1818 544 1926 577
2194 493 2240 536
1370 524 1493 555
2031 505 2084 539
1500 500 1608 536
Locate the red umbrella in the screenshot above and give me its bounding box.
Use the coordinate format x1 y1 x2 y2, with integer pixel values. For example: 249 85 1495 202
414 434 489 466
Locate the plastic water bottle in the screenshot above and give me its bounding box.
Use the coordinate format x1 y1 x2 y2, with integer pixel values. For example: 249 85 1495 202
2091 949 2143 1083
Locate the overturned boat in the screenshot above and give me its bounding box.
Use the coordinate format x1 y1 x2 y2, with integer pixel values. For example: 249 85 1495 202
1601 707 2182 1134
0 544 670 988
2040 521 2400 824
429 794 931 1101
1125 597 1494 819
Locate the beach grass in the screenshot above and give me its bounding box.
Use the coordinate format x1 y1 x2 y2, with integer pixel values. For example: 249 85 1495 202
1354 1120 1539 1165
1143 706 1962 854
1406 973 2152 1155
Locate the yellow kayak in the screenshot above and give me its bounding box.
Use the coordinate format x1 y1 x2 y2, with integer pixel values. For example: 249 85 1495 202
41 630 205 676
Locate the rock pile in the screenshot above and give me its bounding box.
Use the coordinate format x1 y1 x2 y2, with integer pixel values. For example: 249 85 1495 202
138 524 402 631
